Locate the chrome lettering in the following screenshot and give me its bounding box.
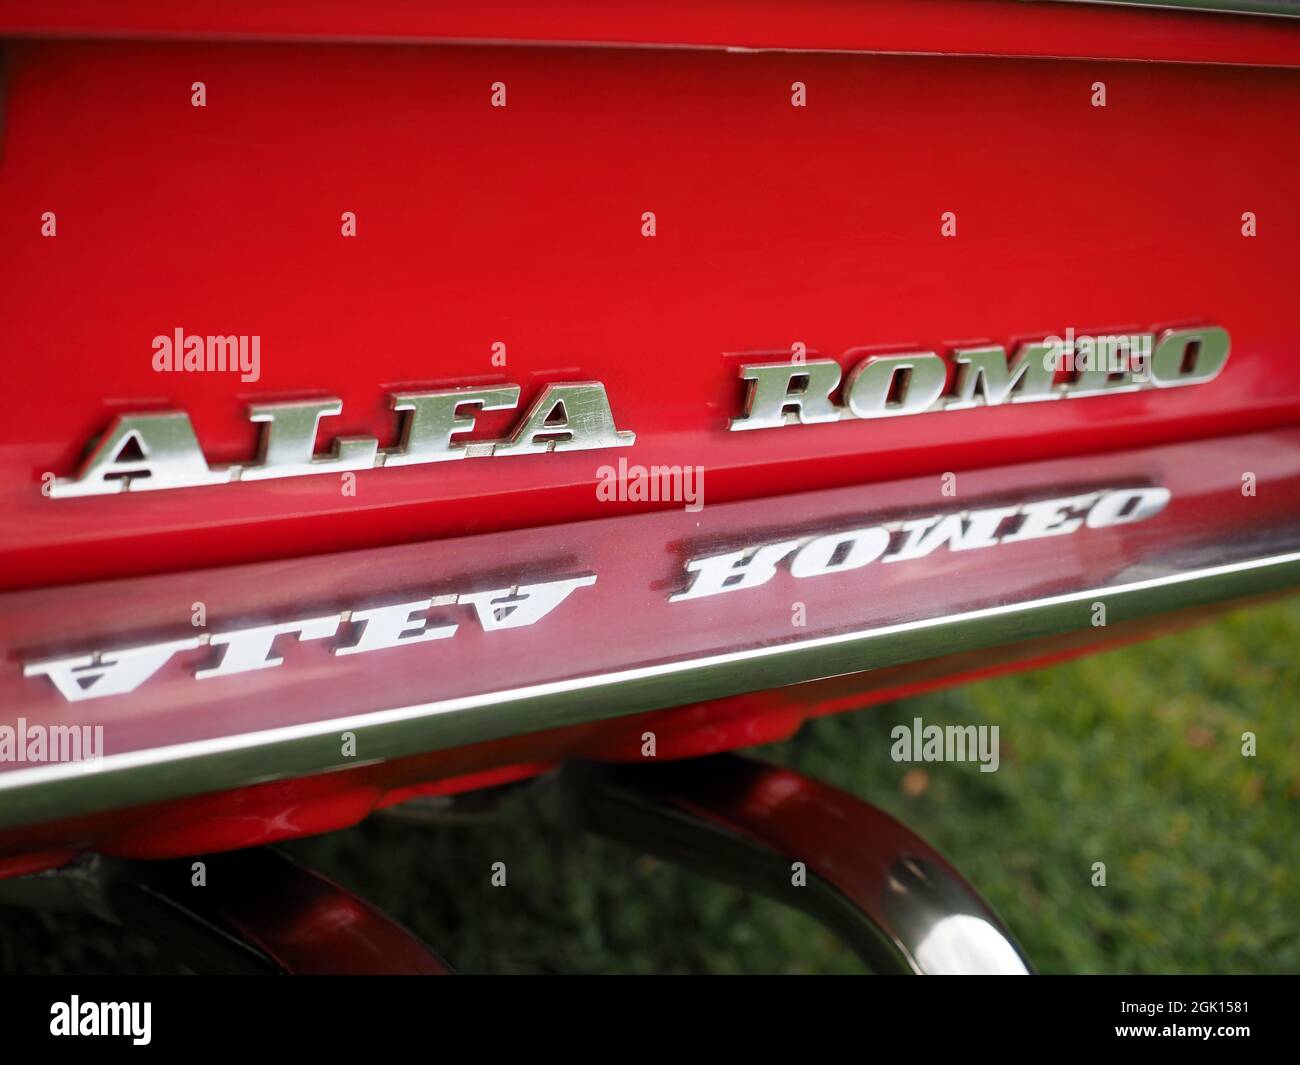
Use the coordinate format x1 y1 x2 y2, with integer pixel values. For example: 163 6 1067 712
51 381 635 497
729 325 1229 430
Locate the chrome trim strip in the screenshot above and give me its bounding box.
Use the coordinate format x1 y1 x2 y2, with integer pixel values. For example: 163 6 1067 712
2 548 1299 829
1052 0 1300 17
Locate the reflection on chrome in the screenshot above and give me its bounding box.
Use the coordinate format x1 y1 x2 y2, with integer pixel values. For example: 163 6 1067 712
914 914 1031 975
880 856 1030 975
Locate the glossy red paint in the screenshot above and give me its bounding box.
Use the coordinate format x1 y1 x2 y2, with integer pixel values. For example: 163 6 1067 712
2 38 1299 590
1 11 1298 867
4 0 1300 67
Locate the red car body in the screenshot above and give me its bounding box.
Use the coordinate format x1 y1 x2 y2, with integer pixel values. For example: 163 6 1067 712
1 0 1297 886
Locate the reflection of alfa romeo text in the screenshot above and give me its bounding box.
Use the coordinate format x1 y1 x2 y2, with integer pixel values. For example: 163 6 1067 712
673 486 1170 601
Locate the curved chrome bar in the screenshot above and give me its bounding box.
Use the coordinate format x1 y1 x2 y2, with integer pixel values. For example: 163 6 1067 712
564 755 1031 974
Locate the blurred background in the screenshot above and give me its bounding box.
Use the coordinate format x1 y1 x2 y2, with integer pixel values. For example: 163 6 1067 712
3 597 1297 974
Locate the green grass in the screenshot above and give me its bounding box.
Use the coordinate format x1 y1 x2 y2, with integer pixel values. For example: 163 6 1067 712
3 598 1297 974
